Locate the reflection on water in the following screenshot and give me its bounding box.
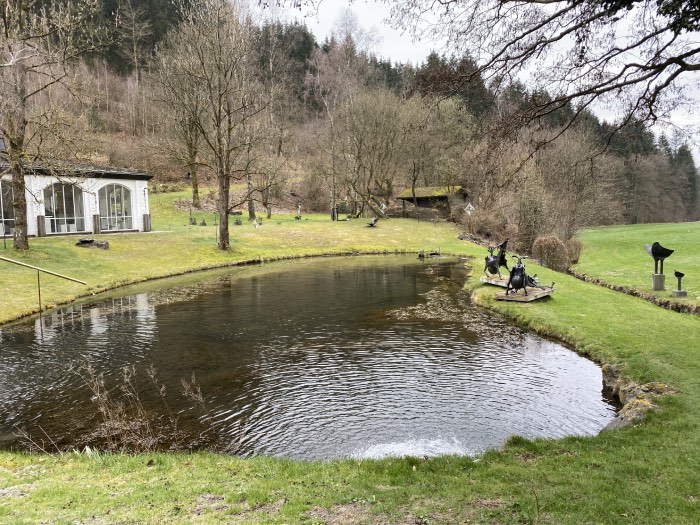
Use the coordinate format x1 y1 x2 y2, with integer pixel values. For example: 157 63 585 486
0 256 617 459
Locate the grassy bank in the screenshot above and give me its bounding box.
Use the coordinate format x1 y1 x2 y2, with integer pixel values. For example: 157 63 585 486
1 198 699 524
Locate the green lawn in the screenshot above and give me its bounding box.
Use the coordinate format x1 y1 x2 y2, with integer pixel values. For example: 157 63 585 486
1 199 699 524
574 222 700 306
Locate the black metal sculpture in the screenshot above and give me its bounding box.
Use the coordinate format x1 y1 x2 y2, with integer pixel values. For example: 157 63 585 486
644 242 674 274
674 270 684 291
484 239 509 279
506 255 529 296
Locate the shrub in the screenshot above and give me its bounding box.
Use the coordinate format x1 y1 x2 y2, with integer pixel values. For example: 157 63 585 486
464 208 508 240
517 193 546 254
532 235 570 271
566 238 583 264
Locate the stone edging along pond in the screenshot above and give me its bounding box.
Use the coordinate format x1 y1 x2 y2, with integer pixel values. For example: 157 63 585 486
568 267 700 315
600 364 674 430
561 267 685 428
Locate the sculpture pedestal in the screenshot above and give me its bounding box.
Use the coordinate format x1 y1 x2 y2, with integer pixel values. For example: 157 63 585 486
672 290 687 298
652 274 665 291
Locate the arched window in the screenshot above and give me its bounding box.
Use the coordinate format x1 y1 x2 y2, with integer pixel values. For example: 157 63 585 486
43 183 86 234
1 179 14 236
98 184 133 231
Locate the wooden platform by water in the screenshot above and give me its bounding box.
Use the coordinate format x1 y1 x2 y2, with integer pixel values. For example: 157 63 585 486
480 276 509 287
495 287 556 302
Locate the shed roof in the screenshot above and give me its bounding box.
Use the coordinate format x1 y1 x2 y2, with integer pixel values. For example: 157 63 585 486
397 186 465 200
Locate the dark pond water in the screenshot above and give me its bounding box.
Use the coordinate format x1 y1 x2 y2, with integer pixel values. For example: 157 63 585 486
0 256 617 459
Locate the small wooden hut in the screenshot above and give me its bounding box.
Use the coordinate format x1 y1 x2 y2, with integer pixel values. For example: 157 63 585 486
396 186 469 219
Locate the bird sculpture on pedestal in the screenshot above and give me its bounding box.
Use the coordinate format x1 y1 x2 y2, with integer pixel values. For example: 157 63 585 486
674 270 684 291
644 242 674 274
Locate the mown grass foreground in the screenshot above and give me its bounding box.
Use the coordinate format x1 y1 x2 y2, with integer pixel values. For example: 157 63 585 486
1 198 699 524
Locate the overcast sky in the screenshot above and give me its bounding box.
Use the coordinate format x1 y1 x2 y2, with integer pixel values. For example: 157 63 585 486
278 0 438 65
269 0 699 158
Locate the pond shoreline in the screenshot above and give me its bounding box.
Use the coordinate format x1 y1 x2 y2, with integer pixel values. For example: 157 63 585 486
3 249 667 435
2 233 699 522
3 255 618 458
0 249 415 327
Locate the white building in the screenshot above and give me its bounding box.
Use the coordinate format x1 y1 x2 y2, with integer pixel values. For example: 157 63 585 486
1 163 153 238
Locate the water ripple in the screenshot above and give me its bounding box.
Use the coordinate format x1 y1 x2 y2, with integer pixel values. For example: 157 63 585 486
0 256 617 458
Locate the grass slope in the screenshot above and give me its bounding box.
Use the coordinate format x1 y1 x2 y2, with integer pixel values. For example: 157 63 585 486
1 197 699 524
575 222 700 307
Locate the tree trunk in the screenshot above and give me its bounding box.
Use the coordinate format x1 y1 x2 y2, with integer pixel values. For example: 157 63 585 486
186 125 200 208
8 130 29 250
247 170 256 221
188 160 200 208
217 171 230 250
265 183 272 219
8 60 29 251
10 159 29 251
330 116 337 221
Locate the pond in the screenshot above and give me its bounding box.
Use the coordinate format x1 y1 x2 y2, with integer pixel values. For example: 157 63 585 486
0 256 617 459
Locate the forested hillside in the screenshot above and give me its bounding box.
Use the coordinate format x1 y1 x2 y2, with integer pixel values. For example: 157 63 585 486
2 0 698 253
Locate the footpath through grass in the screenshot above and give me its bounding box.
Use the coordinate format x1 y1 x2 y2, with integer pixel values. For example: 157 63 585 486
1 198 699 524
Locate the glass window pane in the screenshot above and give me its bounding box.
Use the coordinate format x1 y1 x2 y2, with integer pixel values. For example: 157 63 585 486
44 186 55 217
75 189 84 214
99 187 109 218
97 184 132 230
40 183 85 233
2 181 13 220
122 188 132 217
110 187 117 217
55 185 65 218
64 185 75 221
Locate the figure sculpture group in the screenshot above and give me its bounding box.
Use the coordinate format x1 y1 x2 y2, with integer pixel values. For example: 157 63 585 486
484 239 509 278
481 237 688 300
483 239 551 296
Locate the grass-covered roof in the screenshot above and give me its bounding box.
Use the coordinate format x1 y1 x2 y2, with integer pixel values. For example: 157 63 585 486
396 186 464 200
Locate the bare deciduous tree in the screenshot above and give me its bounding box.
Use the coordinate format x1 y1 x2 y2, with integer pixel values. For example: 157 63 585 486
164 0 264 250
152 29 207 208
402 97 474 206
116 0 152 83
387 0 700 131
337 88 409 217
0 0 105 250
306 36 361 218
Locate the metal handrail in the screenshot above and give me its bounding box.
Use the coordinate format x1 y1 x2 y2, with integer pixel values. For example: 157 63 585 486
0 256 87 336
0 256 87 285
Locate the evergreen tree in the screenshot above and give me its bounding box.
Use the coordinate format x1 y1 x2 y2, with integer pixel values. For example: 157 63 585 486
411 52 492 118
671 144 699 218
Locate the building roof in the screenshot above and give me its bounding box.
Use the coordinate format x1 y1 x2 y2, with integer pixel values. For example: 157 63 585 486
0 161 153 181
397 186 465 200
